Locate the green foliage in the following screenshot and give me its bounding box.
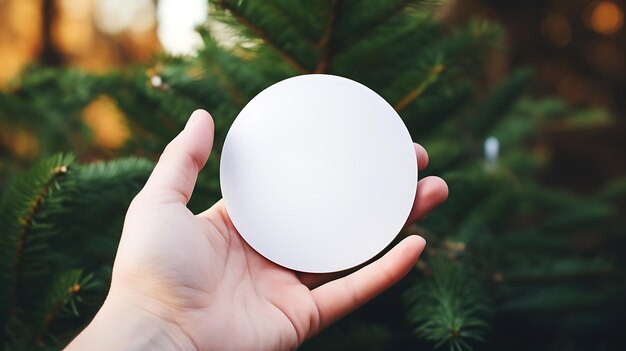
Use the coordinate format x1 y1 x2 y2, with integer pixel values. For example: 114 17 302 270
0 0 624 350
406 259 490 351
0 156 151 349
471 68 533 138
0 154 76 326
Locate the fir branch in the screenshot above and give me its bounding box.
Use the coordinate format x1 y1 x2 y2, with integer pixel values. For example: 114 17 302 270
208 60 246 107
262 1 325 44
57 157 153 263
337 0 415 52
405 258 490 351
31 270 91 347
199 33 247 107
314 0 339 73
500 284 621 312
502 257 613 284
471 68 532 138
7 156 73 318
217 0 308 74
394 62 445 112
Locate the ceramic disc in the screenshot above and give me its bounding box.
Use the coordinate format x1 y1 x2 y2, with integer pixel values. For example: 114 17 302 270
219 74 417 273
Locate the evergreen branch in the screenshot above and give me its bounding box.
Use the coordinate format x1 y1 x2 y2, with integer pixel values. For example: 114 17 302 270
32 270 89 346
218 0 308 74
338 0 415 52
334 14 437 79
261 1 325 45
405 258 490 351
436 19 502 78
500 285 621 312
208 61 246 107
502 257 613 284
471 68 532 137
59 157 153 262
8 156 73 318
200 35 247 107
315 0 339 73
0 156 147 346
394 62 445 112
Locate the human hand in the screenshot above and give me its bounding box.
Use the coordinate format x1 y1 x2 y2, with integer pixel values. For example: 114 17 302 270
67 110 448 351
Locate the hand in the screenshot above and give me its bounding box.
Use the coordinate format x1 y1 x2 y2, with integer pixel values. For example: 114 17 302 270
67 110 448 351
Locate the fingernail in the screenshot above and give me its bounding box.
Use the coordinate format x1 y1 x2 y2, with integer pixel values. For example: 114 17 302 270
185 110 204 129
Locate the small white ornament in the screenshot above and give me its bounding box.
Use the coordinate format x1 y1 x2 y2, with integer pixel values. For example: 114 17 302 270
220 74 418 273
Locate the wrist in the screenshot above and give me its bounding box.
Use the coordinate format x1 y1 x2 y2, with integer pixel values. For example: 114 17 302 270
66 292 197 351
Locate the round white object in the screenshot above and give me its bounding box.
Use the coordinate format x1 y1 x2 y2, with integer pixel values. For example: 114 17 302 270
220 74 417 273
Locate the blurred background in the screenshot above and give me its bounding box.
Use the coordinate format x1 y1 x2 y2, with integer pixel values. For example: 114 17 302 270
0 0 205 156
1 0 624 190
1 0 625 350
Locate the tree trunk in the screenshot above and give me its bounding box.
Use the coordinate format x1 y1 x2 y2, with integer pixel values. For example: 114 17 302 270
40 0 62 66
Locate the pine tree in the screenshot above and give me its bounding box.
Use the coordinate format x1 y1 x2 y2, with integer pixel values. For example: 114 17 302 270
1 1 625 350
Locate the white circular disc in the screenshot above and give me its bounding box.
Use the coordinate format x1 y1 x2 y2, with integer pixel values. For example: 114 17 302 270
220 74 417 273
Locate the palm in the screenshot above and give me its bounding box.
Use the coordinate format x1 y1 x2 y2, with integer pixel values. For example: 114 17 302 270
195 204 321 350
187 201 321 350
115 198 315 349
109 111 447 351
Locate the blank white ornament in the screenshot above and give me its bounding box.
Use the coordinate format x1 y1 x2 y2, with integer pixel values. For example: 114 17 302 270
220 74 417 273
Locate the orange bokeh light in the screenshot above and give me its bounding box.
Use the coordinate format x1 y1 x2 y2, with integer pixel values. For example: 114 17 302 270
589 1 624 34
0 0 42 87
82 95 130 149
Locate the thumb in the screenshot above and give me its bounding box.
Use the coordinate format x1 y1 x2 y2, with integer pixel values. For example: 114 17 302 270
139 109 214 205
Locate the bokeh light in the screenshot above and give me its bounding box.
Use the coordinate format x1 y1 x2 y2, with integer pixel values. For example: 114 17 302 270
94 0 156 35
55 0 94 55
82 95 130 149
0 0 42 87
586 1 624 34
541 13 572 48
157 0 208 55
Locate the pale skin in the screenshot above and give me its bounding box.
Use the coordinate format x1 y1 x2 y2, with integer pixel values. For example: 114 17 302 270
66 110 448 351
